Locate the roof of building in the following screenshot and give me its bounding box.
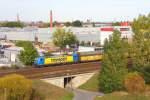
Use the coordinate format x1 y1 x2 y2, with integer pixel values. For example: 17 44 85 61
4 46 23 51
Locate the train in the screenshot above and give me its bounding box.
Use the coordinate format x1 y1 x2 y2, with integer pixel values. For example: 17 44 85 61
34 51 102 67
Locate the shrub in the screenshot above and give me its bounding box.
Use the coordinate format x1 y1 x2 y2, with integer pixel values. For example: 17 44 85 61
17 41 39 65
124 72 146 94
0 74 33 100
11 64 20 69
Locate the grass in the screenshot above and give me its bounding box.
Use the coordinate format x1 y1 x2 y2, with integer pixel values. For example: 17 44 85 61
32 80 74 100
95 92 150 100
61 92 74 100
79 72 100 92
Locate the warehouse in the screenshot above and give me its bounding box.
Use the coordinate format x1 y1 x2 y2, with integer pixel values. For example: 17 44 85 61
99 26 133 45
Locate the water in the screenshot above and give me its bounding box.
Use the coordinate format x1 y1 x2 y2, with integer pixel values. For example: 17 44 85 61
0 27 101 43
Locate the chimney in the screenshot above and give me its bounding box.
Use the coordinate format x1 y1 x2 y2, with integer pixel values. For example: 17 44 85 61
17 13 20 22
50 10 53 31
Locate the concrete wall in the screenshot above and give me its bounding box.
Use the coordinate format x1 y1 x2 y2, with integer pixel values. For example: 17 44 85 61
66 73 95 88
41 77 64 88
41 72 96 88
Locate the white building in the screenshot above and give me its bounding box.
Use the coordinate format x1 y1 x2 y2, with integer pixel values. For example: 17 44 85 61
100 26 133 45
3 46 23 62
78 46 103 52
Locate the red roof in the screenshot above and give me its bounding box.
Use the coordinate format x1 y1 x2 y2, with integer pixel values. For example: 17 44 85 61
120 22 130 26
100 27 114 31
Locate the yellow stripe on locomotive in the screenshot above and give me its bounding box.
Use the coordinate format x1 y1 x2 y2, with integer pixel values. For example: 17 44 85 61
80 55 102 61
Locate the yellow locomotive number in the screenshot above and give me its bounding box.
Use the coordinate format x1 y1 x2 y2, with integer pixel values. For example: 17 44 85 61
51 57 67 64
44 57 68 65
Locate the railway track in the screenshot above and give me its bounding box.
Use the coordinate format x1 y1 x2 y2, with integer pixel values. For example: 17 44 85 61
0 61 101 79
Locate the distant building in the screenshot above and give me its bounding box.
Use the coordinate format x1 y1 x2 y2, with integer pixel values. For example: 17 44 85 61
94 22 113 27
0 33 7 40
100 26 133 45
83 22 93 27
3 46 23 62
78 46 103 52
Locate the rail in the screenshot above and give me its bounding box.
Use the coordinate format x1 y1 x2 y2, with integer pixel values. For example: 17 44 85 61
0 61 101 79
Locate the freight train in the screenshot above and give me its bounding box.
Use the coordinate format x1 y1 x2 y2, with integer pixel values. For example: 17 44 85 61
34 51 102 67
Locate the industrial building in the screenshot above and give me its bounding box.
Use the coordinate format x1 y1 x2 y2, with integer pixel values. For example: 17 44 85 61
99 26 133 45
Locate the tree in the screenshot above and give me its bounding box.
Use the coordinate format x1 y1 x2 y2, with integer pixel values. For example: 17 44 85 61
99 30 128 93
0 74 32 100
1 21 24 28
132 14 150 33
72 20 82 27
112 22 120 26
131 13 150 83
64 22 72 27
52 28 78 49
16 41 39 65
16 41 34 49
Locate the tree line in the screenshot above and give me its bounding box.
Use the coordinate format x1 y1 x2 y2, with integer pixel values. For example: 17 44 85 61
0 21 24 28
47 20 83 27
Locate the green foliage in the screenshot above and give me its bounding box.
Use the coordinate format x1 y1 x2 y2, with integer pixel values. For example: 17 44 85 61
11 64 20 69
112 22 120 26
52 28 78 49
47 21 60 27
80 41 85 46
72 20 82 27
131 13 150 83
64 22 72 27
124 72 146 94
132 13 150 33
0 74 32 100
15 41 34 49
99 30 128 93
17 41 39 65
0 21 24 28
61 92 74 100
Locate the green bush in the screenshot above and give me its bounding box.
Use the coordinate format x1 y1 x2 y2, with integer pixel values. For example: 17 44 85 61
16 41 39 65
124 72 146 94
0 74 33 100
11 64 20 69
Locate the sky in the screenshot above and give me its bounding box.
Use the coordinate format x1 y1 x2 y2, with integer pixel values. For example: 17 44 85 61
0 0 149 22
